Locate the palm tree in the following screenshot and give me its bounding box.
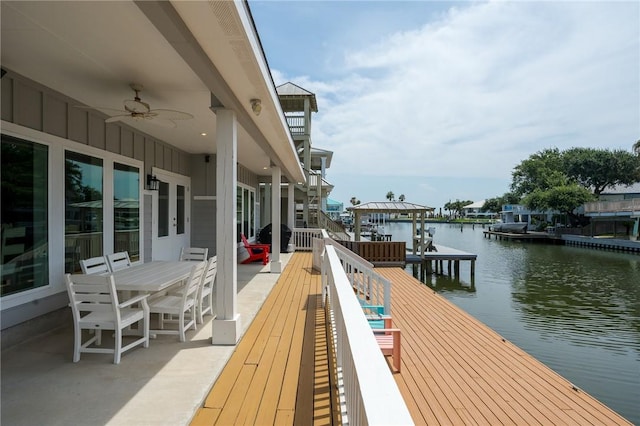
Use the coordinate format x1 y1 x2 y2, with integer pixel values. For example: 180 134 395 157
398 194 405 202
386 191 395 202
350 196 360 206
633 139 640 155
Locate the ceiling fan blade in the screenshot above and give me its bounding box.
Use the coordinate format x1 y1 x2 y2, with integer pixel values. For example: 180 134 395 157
105 114 132 123
142 115 177 128
150 109 194 121
124 99 150 114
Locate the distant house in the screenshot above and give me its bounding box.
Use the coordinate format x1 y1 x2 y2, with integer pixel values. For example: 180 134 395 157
584 183 640 240
462 200 495 218
597 182 640 201
325 198 343 221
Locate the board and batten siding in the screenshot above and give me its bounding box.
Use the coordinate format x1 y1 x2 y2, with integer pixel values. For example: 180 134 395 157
1 71 190 177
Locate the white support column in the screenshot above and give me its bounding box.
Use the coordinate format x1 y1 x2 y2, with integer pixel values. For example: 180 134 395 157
288 183 295 230
270 165 282 273
264 183 271 225
213 108 241 345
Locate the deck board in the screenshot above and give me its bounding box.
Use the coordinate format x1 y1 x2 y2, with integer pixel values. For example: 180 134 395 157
376 267 632 426
193 253 630 426
192 252 334 426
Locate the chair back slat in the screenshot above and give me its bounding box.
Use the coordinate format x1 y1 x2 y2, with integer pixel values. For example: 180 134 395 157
183 261 206 304
65 274 120 317
180 247 208 261
80 256 110 274
106 252 131 272
202 256 217 284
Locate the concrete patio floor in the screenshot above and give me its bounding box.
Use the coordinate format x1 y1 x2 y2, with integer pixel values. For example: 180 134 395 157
1 254 292 426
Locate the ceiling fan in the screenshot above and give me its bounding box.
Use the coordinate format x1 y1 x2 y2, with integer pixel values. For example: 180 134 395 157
92 83 193 128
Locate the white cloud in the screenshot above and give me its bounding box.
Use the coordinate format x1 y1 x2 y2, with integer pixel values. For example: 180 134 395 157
266 0 639 207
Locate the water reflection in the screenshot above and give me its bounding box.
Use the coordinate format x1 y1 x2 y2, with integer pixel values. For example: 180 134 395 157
510 245 640 354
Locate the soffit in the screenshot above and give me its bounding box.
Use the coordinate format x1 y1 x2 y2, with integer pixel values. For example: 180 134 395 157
0 1 303 181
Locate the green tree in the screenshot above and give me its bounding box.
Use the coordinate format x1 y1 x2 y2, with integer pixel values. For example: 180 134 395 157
398 194 405 202
511 148 565 197
444 199 473 217
563 147 640 195
522 184 594 222
482 193 520 213
386 191 395 201
633 139 640 155
349 196 360 206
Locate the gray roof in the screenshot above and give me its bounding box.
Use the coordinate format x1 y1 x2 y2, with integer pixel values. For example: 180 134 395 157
347 201 434 213
276 82 318 112
601 182 640 195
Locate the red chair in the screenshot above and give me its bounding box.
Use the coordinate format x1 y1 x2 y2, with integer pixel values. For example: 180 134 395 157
240 234 270 265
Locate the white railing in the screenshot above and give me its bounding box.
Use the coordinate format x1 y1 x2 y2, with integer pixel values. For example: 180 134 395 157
321 244 413 425
328 241 391 316
310 232 392 316
585 199 640 214
292 228 323 251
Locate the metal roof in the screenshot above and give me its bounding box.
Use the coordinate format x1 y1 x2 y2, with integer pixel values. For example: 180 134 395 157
276 82 318 112
347 201 434 213
601 182 640 195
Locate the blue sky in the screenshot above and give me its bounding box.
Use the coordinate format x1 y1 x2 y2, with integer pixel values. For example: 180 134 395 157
250 0 640 211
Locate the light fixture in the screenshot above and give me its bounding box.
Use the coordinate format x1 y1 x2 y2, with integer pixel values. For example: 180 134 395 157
146 174 159 191
200 132 207 136
250 98 262 116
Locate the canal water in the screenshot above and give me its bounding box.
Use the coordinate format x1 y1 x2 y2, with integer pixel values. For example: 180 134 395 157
382 221 640 424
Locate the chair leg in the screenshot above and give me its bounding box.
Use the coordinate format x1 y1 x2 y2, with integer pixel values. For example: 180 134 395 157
143 314 150 349
114 328 122 365
179 311 185 342
196 299 204 325
73 326 81 363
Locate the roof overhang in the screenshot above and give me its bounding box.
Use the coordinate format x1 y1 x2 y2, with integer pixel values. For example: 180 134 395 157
347 201 435 213
0 0 305 183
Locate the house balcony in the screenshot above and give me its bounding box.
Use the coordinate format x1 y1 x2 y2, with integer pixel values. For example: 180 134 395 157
1 230 631 425
585 199 640 217
285 114 308 137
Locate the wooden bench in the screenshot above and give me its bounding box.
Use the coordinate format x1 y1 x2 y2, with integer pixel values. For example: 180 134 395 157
373 328 401 372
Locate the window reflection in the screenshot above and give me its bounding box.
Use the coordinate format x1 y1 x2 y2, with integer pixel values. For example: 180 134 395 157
114 163 139 262
65 151 103 273
158 181 169 238
177 185 185 235
1 135 49 296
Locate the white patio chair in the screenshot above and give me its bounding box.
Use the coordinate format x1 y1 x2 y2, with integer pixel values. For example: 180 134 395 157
196 256 217 324
79 256 109 275
64 273 150 364
149 260 206 342
179 247 208 262
106 251 131 272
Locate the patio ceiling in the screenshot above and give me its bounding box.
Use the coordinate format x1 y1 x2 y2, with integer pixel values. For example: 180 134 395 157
0 1 304 183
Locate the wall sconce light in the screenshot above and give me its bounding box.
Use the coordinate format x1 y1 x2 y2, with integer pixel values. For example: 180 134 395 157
146 174 159 191
250 98 262 116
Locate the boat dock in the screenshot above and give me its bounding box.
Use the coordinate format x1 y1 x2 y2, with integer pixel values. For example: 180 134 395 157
406 244 477 281
483 230 557 242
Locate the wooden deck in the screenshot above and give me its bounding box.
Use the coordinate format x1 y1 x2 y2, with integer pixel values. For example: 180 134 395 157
376 267 632 425
191 252 630 426
191 252 338 426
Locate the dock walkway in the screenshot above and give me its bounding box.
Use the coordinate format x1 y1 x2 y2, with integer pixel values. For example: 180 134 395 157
190 252 630 425
376 267 631 425
406 244 477 280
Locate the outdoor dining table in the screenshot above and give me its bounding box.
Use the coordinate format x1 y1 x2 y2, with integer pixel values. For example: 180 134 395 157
110 260 196 293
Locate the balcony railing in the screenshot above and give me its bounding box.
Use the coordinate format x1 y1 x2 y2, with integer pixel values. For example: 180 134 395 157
284 115 306 136
585 199 640 214
318 240 413 425
295 229 411 424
